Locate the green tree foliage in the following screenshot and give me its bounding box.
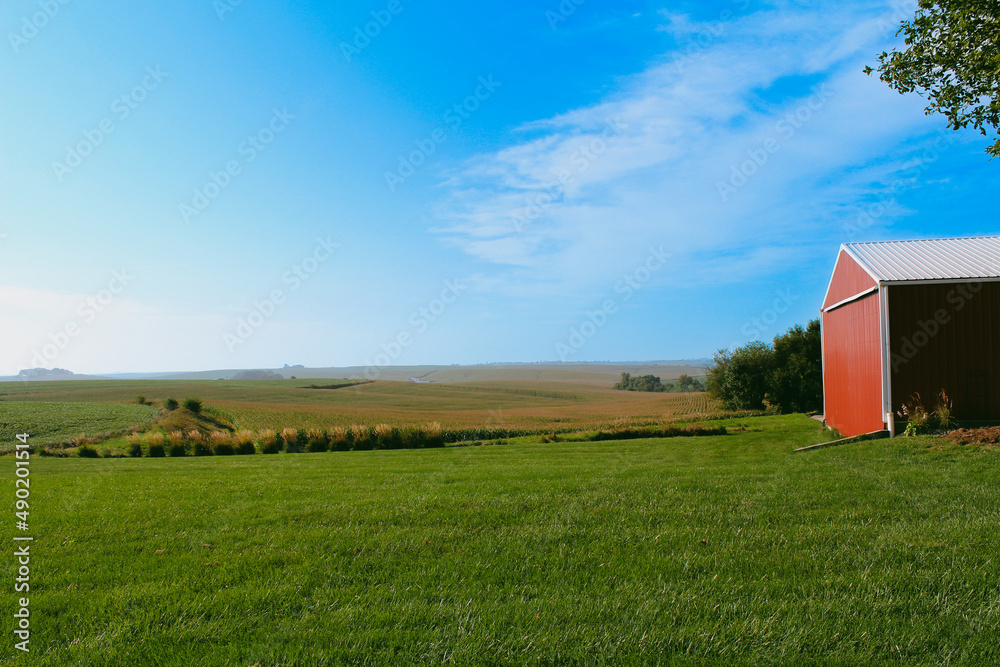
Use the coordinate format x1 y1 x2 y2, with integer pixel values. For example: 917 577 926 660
614 373 667 392
707 342 775 411
769 320 822 413
867 1 1000 157
677 374 706 393
708 320 822 413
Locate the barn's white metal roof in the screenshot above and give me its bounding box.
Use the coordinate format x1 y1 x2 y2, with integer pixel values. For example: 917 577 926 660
844 236 1000 282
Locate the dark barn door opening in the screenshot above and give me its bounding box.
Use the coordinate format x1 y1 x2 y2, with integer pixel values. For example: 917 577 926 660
888 282 1000 421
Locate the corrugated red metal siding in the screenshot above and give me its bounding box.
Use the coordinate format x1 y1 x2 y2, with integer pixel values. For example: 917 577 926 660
888 281 1000 420
823 251 878 310
823 292 885 436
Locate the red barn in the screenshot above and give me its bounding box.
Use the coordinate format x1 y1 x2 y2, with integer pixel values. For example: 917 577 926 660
821 236 1000 437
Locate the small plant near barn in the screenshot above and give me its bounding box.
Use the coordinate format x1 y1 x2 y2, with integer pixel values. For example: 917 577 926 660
933 389 956 429
898 390 956 436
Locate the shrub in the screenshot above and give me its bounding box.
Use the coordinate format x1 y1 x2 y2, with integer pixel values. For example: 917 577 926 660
234 430 256 455
281 427 304 453
329 426 352 452
77 445 100 458
167 430 186 457
900 393 935 436
188 430 212 456
374 423 402 449
351 425 376 451
126 433 143 457
258 430 281 454
144 432 166 457
209 431 234 455
306 429 329 453
424 422 445 448
183 398 203 414
164 398 179 411
136 395 148 405
401 427 426 449
899 390 955 436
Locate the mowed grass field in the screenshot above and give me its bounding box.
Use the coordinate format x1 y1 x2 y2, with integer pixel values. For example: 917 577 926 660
3 415 999 665
0 378 741 436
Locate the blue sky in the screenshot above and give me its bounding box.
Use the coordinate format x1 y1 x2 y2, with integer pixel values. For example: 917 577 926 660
1 0 997 375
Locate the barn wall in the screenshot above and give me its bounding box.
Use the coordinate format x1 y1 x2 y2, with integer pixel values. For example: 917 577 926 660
823 291 886 436
888 281 1000 420
823 250 878 310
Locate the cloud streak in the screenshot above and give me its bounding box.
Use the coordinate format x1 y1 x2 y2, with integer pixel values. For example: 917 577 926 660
432 1 943 297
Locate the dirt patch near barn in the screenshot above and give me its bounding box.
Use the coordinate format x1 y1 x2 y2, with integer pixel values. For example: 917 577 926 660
938 426 1000 449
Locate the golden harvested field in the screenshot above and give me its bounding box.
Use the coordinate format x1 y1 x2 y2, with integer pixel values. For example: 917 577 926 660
0 376 742 435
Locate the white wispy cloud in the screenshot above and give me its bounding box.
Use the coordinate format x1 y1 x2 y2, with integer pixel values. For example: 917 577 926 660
433 1 942 296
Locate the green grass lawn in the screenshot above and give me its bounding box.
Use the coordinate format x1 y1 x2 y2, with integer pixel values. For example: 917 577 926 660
3 414 998 665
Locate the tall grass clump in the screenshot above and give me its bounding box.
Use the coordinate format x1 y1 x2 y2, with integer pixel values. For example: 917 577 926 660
258 429 281 454
144 432 166 458
280 427 303 453
167 430 186 457
374 423 402 449
233 430 256 455
329 426 352 452
209 431 234 456
126 433 143 458
351 424 376 451
899 390 956 436
188 430 212 457
306 429 329 453
424 422 445 448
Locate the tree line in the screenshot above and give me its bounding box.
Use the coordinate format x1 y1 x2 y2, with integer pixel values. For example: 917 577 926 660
614 373 705 393
707 320 822 414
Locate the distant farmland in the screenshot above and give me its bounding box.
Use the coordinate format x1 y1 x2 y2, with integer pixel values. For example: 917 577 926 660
0 377 740 438
0 401 158 449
